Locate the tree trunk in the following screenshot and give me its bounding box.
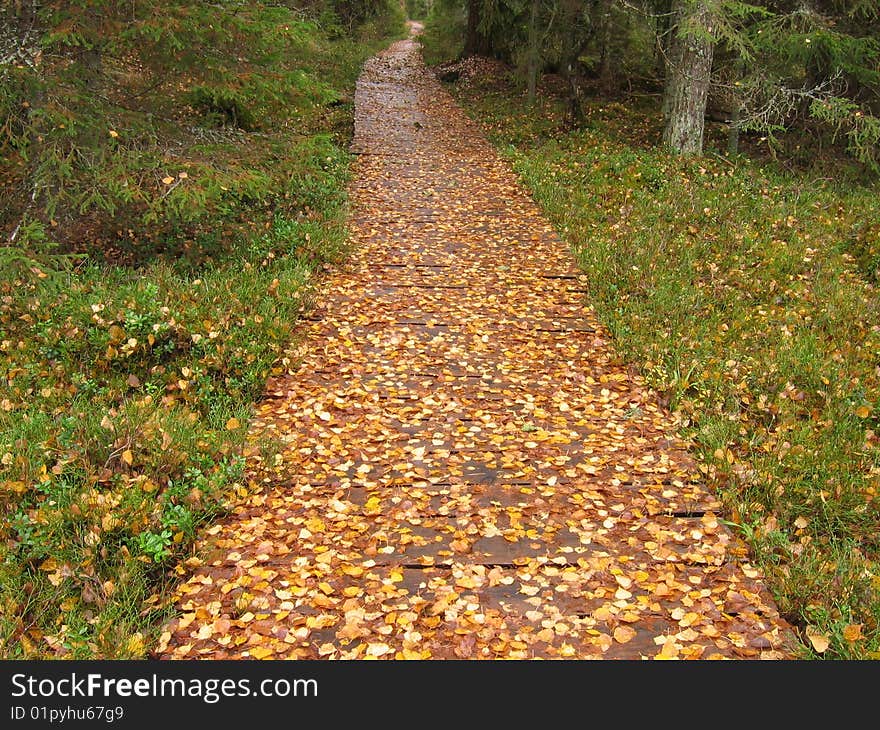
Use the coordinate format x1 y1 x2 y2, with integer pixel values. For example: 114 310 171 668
526 0 539 104
727 101 740 155
661 0 715 155
597 0 615 95
560 0 586 126
464 0 492 57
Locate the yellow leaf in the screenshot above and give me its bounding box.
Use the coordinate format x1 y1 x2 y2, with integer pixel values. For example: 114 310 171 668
364 496 382 514
855 405 871 418
109 130 119 138
249 646 274 660
121 449 133 466
843 624 863 642
315 551 334 564
162 176 175 185
125 632 145 656
400 648 428 660
225 417 241 431
613 626 637 644
657 638 679 659
806 627 830 653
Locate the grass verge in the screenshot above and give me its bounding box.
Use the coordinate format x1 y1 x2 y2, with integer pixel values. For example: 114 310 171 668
445 71 880 660
0 8 406 659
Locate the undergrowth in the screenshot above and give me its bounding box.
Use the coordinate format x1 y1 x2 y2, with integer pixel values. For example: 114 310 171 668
0 3 406 658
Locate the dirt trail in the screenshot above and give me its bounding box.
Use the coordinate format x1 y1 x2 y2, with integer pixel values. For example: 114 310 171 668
155 30 798 660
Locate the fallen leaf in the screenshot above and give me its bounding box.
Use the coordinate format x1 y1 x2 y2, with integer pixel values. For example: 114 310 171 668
249 646 274 660
366 642 391 657
806 627 830 653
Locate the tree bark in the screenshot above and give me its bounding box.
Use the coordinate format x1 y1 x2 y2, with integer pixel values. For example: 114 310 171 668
559 0 587 126
526 0 539 104
661 0 716 155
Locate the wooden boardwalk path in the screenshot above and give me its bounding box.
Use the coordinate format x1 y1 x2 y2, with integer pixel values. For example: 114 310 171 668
155 29 797 660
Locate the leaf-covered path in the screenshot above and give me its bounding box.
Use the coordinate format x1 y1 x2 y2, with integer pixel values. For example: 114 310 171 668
156 28 797 660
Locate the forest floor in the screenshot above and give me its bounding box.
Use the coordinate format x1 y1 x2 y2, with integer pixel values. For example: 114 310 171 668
155 25 799 660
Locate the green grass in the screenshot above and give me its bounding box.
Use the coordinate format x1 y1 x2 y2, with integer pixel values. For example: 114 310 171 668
448 79 880 660
0 6 406 659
